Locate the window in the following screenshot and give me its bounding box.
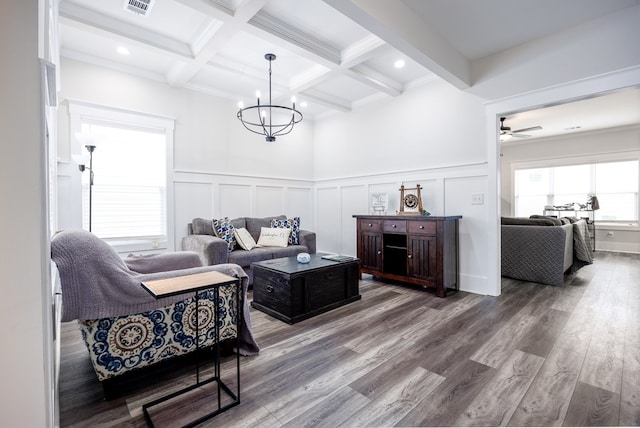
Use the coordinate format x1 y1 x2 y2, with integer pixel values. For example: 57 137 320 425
69 102 174 244
514 160 639 222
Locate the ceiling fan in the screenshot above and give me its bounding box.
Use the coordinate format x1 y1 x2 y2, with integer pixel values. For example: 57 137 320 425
500 117 542 140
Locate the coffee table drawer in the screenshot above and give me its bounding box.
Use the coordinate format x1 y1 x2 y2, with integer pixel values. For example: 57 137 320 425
252 270 303 318
306 268 347 310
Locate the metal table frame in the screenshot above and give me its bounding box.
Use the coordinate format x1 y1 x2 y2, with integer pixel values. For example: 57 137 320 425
141 272 241 427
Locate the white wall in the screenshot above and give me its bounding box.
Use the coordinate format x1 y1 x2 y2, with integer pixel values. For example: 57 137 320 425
314 80 492 295
501 125 640 253
57 58 315 251
0 1 51 426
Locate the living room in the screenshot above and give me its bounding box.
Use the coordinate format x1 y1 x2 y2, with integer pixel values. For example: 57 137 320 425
2 0 640 427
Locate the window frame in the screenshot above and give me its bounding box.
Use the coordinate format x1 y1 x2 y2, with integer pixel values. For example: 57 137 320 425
510 152 640 230
68 101 175 253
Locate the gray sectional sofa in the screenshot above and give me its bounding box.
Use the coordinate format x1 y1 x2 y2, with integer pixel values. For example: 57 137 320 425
501 216 592 286
182 215 316 285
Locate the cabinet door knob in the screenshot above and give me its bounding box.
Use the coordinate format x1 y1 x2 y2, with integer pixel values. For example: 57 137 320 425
266 285 273 293
377 250 382 255
392 224 397 228
419 225 424 229
368 223 372 227
408 254 412 259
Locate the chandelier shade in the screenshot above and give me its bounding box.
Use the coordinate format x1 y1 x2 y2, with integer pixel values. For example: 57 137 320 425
237 53 303 142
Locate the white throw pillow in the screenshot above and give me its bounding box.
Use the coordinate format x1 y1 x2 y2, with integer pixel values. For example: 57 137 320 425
233 227 257 251
256 227 291 248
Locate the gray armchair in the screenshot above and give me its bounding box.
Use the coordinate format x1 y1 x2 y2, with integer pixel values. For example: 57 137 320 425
51 229 259 386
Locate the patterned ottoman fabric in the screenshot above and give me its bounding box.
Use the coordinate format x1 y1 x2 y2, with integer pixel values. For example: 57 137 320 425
79 285 238 381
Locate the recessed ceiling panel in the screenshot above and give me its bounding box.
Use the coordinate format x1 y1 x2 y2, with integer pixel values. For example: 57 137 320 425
261 0 370 51
312 75 378 102
60 25 175 74
214 31 320 85
66 0 214 44
362 46 435 87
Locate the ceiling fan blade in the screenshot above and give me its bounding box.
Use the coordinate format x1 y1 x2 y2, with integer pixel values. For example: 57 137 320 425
512 125 542 133
512 133 531 138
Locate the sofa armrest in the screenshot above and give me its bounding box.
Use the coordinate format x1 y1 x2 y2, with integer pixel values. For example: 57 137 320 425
181 235 229 266
501 225 568 286
298 229 316 253
124 251 202 273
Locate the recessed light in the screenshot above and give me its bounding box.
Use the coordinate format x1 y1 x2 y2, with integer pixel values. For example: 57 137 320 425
117 46 130 55
394 59 405 69
301 102 308 108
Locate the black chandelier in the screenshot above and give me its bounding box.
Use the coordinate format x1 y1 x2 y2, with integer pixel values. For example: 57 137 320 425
237 53 303 142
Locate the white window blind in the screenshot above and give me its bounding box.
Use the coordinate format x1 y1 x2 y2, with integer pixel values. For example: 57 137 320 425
70 103 173 242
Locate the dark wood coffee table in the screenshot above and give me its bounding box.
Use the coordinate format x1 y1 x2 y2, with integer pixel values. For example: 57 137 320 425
251 254 360 324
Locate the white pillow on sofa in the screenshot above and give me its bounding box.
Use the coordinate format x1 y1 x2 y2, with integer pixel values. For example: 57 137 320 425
233 227 257 251
256 227 291 248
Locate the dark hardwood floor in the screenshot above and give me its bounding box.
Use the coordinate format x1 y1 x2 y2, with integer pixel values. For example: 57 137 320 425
58 251 640 427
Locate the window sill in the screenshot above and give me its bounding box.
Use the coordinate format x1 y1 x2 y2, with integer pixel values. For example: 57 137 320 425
595 223 639 231
105 238 168 255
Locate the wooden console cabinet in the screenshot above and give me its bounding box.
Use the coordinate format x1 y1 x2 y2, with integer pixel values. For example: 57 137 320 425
353 215 461 297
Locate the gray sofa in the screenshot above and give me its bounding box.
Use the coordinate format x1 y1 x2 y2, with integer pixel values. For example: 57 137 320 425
182 215 316 285
501 216 582 286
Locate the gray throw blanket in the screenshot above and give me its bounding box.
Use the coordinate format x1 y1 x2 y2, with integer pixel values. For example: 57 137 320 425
51 229 259 355
572 220 593 269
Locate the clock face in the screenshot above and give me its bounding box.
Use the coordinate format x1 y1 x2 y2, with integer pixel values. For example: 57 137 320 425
404 193 419 209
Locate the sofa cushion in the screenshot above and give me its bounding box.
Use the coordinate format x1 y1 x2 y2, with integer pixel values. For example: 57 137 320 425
228 247 275 267
271 217 300 245
256 227 291 247
192 217 215 235
212 217 237 251
529 215 563 225
271 245 309 258
231 217 246 230
234 227 257 251
246 215 286 241
501 217 558 226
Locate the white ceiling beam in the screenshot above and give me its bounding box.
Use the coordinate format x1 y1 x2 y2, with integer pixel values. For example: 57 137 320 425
340 34 387 69
321 0 471 90
349 64 402 96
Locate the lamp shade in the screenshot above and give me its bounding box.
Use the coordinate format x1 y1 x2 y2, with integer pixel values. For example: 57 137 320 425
74 131 96 147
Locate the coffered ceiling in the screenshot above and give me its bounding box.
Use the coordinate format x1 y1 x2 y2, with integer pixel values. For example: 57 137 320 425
58 0 640 138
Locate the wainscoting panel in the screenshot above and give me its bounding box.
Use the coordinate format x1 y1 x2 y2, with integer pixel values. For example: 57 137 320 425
316 187 341 254
444 175 489 294
255 186 285 217
340 185 368 256
173 181 213 244
287 187 313 229
218 183 252 220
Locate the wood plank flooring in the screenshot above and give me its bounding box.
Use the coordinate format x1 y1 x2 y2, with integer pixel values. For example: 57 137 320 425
58 251 640 427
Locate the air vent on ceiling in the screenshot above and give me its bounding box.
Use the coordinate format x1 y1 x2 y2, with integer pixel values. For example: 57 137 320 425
123 0 154 16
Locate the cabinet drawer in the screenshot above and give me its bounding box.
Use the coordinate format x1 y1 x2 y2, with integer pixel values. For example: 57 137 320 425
359 219 382 232
408 221 436 235
383 219 406 233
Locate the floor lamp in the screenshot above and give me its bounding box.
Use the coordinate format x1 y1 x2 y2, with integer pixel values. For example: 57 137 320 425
73 133 96 232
